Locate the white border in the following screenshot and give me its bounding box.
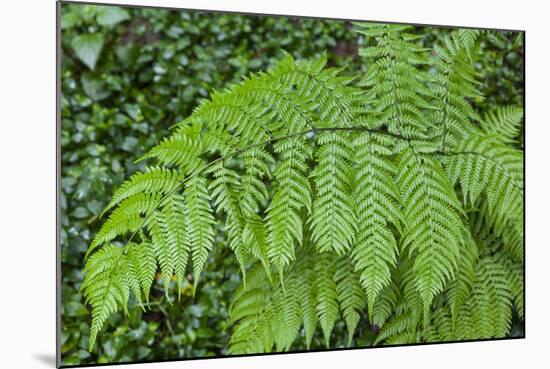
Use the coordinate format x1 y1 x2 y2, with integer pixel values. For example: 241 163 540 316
1 1 548 368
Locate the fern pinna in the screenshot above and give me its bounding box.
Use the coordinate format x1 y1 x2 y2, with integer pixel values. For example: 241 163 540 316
82 23 524 352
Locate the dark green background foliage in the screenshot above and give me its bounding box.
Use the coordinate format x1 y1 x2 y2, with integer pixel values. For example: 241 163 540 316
60 3 523 366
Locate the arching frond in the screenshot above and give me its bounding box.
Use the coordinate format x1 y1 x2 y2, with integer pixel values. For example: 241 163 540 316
314 252 340 347
101 166 181 217
444 133 523 260
88 193 162 257
356 23 436 139
266 136 312 275
184 176 215 290
82 243 153 351
480 105 524 144
311 132 357 255
397 146 465 320
351 133 401 315
334 256 367 346
82 33 523 352
431 30 483 148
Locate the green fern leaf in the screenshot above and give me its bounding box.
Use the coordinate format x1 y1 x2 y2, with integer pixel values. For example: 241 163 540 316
88 193 162 257
81 44 523 351
159 196 189 296
444 133 523 260
141 130 203 174
314 252 339 347
431 31 483 149
311 132 357 255
266 136 312 275
445 233 478 328
125 242 156 305
334 256 367 345
397 146 465 320
470 255 513 338
480 105 523 144
185 176 215 290
82 245 131 350
148 207 175 294
101 166 181 217
352 133 401 315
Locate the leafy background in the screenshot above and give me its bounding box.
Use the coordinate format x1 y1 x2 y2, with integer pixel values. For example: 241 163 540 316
60 3 524 366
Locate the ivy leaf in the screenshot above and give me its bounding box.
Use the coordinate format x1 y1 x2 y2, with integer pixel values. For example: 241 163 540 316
61 12 81 30
96 6 130 27
71 34 104 71
81 73 111 101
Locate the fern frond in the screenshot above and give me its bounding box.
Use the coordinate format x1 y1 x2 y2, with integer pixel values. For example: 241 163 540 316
427 306 455 342
351 133 401 315
88 193 162 257
445 233 478 328
271 275 302 351
242 214 272 281
374 302 420 345
156 196 189 296
334 256 367 345
314 252 339 346
469 255 513 338
239 148 273 216
125 242 156 305
228 267 274 354
82 244 145 350
494 249 524 319
141 130 203 174
311 132 357 255
184 175 215 290
431 30 483 148
397 146 465 319
101 166 181 217
148 205 175 294
480 105 523 144
189 88 273 145
82 45 523 351
209 161 254 283
507 259 524 319
269 52 359 129
356 23 435 139
453 298 476 339
457 29 481 60
266 136 312 275
229 246 316 353
370 280 399 328
444 133 523 260
83 250 126 350
298 260 318 348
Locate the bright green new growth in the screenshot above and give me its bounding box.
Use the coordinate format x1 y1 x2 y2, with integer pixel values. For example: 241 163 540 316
82 24 524 352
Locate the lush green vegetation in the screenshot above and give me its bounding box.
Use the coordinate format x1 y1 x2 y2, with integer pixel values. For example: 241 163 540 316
60 4 524 366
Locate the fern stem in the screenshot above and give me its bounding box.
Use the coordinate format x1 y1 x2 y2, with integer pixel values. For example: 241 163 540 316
120 126 407 248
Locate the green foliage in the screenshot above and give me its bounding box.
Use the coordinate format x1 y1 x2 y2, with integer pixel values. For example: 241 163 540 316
397 146 465 323
61 4 523 365
60 3 364 365
81 23 524 354
227 247 365 353
480 105 524 144
351 134 401 318
444 133 523 260
71 33 104 70
82 243 156 350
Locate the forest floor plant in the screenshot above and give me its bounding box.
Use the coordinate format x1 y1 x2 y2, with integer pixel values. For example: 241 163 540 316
81 23 524 353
